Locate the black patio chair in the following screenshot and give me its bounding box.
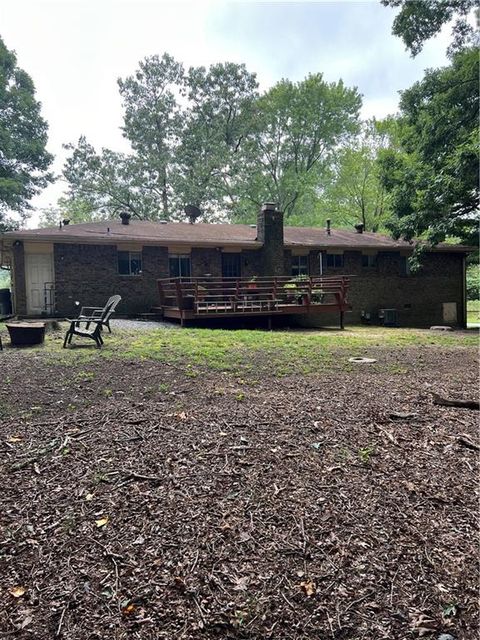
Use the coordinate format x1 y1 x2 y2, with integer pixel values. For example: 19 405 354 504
76 294 121 333
63 295 120 348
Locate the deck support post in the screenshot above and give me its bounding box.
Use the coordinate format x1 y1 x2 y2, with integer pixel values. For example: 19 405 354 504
340 310 344 330
267 315 272 331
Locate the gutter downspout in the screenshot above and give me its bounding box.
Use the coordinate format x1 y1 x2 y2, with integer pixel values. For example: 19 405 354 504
462 254 467 329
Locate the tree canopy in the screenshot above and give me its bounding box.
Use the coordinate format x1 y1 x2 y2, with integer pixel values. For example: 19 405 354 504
378 47 479 256
63 57 361 224
233 74 361 221
0 36 53 230
381 0 478 56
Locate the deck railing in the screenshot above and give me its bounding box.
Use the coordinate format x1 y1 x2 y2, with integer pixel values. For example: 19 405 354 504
157 275 351 326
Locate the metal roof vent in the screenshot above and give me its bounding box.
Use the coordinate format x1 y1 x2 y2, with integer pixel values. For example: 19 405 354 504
120 212 131 225
159 220 168 224
354 223 364 234
326 219 331 235
249 224 256 228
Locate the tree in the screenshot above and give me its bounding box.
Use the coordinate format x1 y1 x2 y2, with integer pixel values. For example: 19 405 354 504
381 0 478 56
174 62 258 219
233 74 361 221
378 48 479 257
63 136 163 220
38 196 109 228
0 36 53 230
65 56 258 222
118 53 184 218
307 119 398 232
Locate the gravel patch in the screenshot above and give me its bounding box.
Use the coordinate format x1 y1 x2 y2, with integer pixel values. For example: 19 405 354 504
111 318 179 331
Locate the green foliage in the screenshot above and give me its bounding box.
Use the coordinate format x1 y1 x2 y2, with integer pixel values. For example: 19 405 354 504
0 36 53 229
38 196 110 228
381 0 478 56
466 263 479 301
300 118 399 232
65 55 258 222
234 74 361 220
358 445 375 464
63 137 162 220
64 58 360 224
379 48 479 251
0 269 10 289
175 62 258 219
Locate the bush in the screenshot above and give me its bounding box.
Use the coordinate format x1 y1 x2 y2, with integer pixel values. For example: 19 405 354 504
466 263 479 301
0 269 11 289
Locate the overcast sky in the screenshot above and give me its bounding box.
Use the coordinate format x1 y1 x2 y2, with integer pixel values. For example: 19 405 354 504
1 0 449 225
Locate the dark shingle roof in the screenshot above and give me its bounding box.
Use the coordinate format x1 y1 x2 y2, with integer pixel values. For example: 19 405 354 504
0 220 471 252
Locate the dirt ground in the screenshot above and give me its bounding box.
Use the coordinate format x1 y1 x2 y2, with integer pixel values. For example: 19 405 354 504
0 340 478 639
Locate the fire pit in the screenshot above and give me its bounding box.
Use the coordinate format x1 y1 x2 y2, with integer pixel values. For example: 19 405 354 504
6 322 46 347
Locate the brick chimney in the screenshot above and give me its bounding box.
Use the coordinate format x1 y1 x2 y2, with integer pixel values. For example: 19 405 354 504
257 203 284 276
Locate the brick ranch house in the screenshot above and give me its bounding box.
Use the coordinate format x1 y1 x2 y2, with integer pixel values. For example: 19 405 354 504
0 204 471 327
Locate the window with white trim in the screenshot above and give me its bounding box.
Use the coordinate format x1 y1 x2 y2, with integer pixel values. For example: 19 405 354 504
118 251 142 275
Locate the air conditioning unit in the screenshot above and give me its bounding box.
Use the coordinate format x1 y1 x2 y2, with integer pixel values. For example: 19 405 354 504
379 308 397 327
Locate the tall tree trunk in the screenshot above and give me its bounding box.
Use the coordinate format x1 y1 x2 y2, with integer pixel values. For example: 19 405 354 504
161 168 169 218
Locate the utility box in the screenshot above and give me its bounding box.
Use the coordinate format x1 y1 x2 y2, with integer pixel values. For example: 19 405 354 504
379 308 397 327
0 288 12 316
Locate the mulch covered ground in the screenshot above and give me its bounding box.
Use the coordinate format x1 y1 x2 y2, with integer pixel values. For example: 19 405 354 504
0 342 478 639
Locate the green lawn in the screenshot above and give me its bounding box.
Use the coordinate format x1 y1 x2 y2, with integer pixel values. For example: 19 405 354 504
467 299 480 324
29 323 477 376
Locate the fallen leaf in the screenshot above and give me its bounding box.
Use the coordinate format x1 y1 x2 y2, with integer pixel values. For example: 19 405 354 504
233 576 250 591
95 516 109 527
9 586 26 598
7 436 22 443
173 576 186 591
85 493 94 502
33 463 41 475
299 580 316 597
175 411 188 421
122 603 136 615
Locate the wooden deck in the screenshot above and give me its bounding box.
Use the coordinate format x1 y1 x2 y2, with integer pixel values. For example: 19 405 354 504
155 276 351 328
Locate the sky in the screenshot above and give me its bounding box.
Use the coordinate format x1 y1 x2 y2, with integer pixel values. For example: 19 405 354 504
0 0 450 226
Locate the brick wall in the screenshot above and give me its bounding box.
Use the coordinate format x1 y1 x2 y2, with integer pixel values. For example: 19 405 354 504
54 244 169 316
257 205 285 276
16 241 464 327
191 248 222 277
242 249 263 279
313 250 465 328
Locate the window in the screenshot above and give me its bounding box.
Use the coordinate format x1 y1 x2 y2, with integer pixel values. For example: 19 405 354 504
118 251 142 275
169 254 191 278
323 253 344 269
362 254 377 268
222 253 242 278
291 255 308 277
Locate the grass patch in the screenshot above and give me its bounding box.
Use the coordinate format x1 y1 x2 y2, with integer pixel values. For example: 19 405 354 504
109 325 477 374
467 299 480 324
5 324 478 377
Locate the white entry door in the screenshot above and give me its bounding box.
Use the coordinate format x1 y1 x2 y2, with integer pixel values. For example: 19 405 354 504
25 254 54 315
